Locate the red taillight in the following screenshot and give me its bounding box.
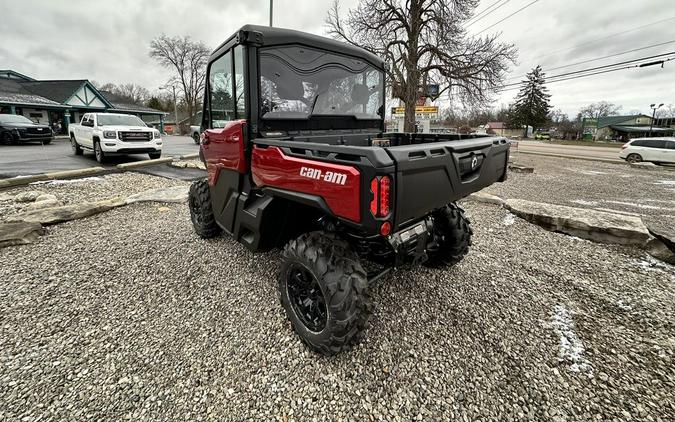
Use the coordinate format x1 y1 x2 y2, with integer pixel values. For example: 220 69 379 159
379 176 390 216
380 221 392 236
370 178 378 215
370 176 391 218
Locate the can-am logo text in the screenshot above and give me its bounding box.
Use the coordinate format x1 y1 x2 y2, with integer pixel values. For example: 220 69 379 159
300 167 347 185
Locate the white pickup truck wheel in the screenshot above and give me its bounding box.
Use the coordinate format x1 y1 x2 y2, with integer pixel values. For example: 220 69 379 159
94 140 106 164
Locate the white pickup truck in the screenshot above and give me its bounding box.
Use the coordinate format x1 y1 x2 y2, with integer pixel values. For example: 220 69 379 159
69 113 162 163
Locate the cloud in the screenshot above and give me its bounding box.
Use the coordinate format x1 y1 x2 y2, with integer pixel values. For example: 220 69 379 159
1 0 672 117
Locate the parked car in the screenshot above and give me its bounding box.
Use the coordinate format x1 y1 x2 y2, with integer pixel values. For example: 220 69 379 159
69 113 162 163
190 125 201 144
534 131 551 141
0 113 53 145
619 137 675 165
188 24 510 355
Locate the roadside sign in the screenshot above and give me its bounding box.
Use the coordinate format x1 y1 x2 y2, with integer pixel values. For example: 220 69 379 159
391 106 439 115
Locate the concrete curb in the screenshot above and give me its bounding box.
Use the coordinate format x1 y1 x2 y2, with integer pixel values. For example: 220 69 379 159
0 154 199 190
116 157 175 170
179 153 199 160
0 167 108 189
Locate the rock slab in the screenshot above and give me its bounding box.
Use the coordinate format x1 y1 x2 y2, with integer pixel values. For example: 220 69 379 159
14 191 41 203
7 198 126 225
466 191 505 206
642 216 675 253
0 221 45 247
124 186 189 204
644 238 675 264
504 199 650 245
509 164 535 174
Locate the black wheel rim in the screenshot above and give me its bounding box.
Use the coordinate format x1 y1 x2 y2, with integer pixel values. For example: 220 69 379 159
286 264 327 332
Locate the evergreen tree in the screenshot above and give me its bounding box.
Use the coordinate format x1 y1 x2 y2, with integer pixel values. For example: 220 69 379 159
512 66 551 137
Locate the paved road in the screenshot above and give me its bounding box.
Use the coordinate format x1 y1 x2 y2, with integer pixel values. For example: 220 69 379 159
514 140 623 161
0 136 199 178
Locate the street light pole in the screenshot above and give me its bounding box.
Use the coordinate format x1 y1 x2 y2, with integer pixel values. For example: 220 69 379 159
270 0 273 26
649 103 664 138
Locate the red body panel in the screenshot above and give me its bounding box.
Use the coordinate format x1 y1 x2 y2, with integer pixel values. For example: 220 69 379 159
251 146 362 222
202 120 247 185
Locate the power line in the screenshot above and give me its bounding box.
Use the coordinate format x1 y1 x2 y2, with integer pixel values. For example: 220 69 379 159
473 0 542 36
465 0 512 29
465 0 505 25
499 59 674 93
505 39 675 82
502 51 675 88
534 16 675 61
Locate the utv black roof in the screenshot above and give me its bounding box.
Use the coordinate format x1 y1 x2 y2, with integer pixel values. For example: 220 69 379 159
211 24 385 69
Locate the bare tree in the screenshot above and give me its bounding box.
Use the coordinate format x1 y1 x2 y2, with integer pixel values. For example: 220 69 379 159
97 82 150 104
326 0 517 132
578 101 622 119
149 35 210 125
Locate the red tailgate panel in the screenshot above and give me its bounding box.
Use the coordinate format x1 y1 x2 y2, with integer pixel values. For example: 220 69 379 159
251 146 361 222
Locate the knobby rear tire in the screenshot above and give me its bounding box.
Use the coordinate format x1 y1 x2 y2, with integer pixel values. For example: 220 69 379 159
424 202 473 268
279 231 373 356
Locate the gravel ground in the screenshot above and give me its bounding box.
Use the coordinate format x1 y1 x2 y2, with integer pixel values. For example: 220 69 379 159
1 192 674 420
0 173 189 220
488 154 675 218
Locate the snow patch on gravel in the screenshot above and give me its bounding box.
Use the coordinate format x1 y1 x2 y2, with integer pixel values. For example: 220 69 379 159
570 199 599 206
502 213 516 226
551 305 593 376
654 180 675 186
603 200 675 212
565 168 608 176
634 256 673 273
30 177 104 185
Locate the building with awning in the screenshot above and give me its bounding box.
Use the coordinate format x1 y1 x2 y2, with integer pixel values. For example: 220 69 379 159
582 114 674 140
0 70 166 134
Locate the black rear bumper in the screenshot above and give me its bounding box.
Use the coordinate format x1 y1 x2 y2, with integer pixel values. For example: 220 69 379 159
386 137 509 228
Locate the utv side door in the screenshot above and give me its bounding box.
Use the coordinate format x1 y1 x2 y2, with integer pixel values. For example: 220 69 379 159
201 45 248 233
202 46 248 181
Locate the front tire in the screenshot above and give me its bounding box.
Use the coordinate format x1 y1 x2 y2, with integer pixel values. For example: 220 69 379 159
279 231 372 355
425 203 473 268
1 132 13 145
94 140 106 163
148 151 161 159
71 135 83 155
192 133 200 144
188 179 221 238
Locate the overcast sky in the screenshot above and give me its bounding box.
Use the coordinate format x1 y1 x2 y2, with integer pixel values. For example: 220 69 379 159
1 0 673 117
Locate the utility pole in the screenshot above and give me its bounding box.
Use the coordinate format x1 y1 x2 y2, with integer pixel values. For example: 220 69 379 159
160 85 180 135
270 0 273 26
649 103 664 138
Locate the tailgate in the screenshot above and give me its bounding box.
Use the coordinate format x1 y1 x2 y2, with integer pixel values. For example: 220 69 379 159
386 137 510 227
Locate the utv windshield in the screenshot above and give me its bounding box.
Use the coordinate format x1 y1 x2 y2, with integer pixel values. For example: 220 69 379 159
259 45 384 120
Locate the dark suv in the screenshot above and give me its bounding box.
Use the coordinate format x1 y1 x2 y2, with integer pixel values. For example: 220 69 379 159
0 114 53 144
188 25 510 355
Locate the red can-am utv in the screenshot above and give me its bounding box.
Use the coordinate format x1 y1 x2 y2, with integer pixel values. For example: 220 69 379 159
189 25 510 355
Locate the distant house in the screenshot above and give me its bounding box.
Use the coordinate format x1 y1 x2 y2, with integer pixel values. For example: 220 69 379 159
583 114 674 140
0 69 166 134
485 122 522 138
